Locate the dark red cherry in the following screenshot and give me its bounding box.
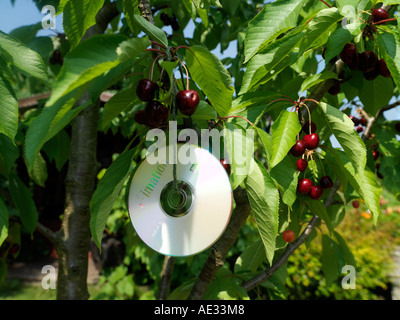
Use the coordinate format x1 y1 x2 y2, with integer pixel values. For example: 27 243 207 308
160 12 171 25
352 200 360 208
356 126 364 133
303 133 319 150
371 8 389 23
137 79 159 102
359 117 368 126
349 115 360 126
134 110 145 125
144 100 168 128
328 80 341 95
291 140 307 157
363 65 380 81
309 185 323 200
378 59 391 78
340 43 358 65
359 51 378 73
319 175 333 189
302 121 317 134
220 159 231 175
297 159 308 172
372 149 380 161
282 230 295 243
298 178 312 194
176 90 200 116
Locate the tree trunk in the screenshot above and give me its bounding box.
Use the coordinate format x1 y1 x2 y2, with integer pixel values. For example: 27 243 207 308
57 97 99 300
55 2 119 300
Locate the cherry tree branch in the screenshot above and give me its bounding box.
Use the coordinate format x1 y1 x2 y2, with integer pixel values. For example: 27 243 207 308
188 187 251 300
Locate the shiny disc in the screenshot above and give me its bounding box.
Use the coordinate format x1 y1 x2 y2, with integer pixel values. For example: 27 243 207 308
128 144 232 256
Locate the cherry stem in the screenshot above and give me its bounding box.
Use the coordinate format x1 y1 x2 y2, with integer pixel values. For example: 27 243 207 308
145 48 167 55
178 59 190 91
279 94 297 104
219 115 255 128
149 54 165 81
319 0 332 8
300 102 312 133
373 18 397 25
150 40 167 50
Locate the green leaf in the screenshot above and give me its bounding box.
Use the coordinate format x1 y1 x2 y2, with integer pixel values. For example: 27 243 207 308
224 123 254 189
240 31 304 94
378 32 400 91
0 197 8 247
318 102 366 174
0 74 18 142
331 149 381 223
9 174 38 233
0 31 48 82
300 71 338 92
243 0 306 63
324 27 354 62
131 14 169 48
0 133 19 177
234 240 266 274
358 76 394 115
100 87 138 130
185 45 234 117
269 110 301 168
321 234 343 285
47 35 151 106
299 8 344 52
63 0 106 49
25 90 89 172
303 197 334 234
245 158 279 265
270 156 300 208
90 148 136 249
29 152 48 187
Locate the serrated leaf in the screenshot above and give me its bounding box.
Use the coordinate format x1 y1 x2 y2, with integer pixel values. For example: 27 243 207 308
234 240 266 274
240 31 303 94
132 14 168 48
63 0 106 49
318 102 366 174
47 35 150 106
0 197 8 247
0 31 48 82
359 76 394 115
269 110 301 168
377 32 400 92
331 148 381 223
321 234 343 285
25 90 88 172
29 152 48 187
245 158 279 265
270 156 300 208
0 74 18 142
224 122 254 189
325 27 354 62
100 87 138 130
299 8 343 52
301 71 338 92
185 45 234 117
90 148 136 249
244 0 306 63
9 174 38 233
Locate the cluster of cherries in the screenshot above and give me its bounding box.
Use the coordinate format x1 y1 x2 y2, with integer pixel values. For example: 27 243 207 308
349 114 368 134
291 121 334 200
134 78 200 128
160 12 180 31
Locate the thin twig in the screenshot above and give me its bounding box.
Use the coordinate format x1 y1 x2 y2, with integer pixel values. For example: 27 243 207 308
157 256 176 300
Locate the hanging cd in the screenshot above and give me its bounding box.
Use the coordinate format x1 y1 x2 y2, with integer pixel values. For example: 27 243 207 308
128 143 233 257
